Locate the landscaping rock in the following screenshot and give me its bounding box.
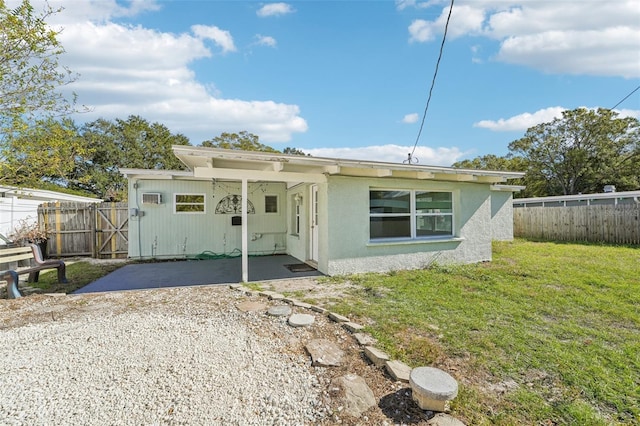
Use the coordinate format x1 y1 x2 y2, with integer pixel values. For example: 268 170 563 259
288 313 315 327
236 301 267 312
410 367 458 412
364 346 390 367
292 300 312 309
385 360 411 383
268 293 285 301
310 305 328 314
305 339 344 367
343 322 365 333
328 312 350 323
267 305 292 317
330 374 376 418
426 413 466 426
352 333 377 346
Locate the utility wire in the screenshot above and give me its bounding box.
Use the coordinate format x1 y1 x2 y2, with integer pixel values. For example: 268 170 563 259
610 85 639 110
406 0 455 164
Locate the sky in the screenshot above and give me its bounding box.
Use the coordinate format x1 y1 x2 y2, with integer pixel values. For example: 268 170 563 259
16 0 640 166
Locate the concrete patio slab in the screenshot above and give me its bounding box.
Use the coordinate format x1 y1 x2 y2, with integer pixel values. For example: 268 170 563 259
73 255 322 294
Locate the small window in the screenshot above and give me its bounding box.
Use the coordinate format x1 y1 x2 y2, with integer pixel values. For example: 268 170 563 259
265 195 278 213
174 193 205 214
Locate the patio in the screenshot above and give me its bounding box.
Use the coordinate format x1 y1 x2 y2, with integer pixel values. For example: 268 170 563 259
73 254 322 294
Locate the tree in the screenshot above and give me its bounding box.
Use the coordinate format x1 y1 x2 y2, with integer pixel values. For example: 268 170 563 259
283 147 309 156
0 0 78 129
199 131 280 153
2 117 91 188
74 116 190 200
509 108 639 195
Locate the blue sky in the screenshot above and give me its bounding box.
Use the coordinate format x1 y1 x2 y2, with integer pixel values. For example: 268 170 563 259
22 0 640 165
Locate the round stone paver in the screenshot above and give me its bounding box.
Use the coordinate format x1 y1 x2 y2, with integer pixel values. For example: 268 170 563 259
267 305 292 317
288 313 315 327
410 367 458 412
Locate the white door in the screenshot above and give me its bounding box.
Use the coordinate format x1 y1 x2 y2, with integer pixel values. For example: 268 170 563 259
310 185 319 262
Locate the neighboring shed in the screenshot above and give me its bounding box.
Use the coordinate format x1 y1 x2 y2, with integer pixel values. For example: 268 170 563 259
121 147 524 281
513 189 640 208
0 186 102 241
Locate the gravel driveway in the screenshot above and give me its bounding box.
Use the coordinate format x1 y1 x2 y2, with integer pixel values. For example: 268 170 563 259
1 286 332 425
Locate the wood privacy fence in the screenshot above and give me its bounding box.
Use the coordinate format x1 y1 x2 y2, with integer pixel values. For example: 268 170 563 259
513 204 640 245
38 202 129 258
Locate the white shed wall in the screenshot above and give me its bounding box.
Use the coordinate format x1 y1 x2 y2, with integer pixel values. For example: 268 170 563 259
490 191 515 241
127 179 288 259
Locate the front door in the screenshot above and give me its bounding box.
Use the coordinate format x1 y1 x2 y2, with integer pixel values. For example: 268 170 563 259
310 185 319 263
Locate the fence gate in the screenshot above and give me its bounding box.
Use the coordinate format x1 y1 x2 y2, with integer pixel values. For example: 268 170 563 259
38 202 129 258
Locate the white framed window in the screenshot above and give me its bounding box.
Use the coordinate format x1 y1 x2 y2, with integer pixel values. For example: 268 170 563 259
369 190 453 240
265 195 278 213
291 194 301 235
174 193 206 214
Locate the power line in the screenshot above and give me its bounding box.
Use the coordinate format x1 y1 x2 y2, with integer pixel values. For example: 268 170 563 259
610 85 640 110
406 0 455 164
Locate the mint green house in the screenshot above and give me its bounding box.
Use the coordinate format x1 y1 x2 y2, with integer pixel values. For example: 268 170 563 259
121 146 524 281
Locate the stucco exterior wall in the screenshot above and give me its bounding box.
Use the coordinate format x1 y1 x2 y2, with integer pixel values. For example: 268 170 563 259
127 179 288 259
490 190 515 241
324 175 494 275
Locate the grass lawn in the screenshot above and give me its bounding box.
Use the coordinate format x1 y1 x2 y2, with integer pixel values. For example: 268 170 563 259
321 239 639 425
22 260 126 294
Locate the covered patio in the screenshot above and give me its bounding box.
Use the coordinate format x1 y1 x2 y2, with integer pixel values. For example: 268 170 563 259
73 254 322 294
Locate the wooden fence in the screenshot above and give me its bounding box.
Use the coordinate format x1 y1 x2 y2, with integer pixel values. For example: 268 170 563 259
38 202 129 258
513 204 640 245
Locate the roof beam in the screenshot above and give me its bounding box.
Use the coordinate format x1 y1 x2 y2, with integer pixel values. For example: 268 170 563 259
193 167 327 183
434 173 477 182
323 165 341 175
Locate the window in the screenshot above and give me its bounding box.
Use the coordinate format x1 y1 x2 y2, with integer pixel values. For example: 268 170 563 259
174 193 205 214
291 194 301 235
369 190 453 240
265 195 278 213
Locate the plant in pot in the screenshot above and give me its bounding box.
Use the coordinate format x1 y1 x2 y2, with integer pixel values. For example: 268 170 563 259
10 219 50 258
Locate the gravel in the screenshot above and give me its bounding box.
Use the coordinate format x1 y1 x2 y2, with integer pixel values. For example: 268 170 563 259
0 287 330 425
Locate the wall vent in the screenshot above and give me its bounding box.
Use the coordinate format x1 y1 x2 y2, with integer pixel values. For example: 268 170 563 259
142 193 162 204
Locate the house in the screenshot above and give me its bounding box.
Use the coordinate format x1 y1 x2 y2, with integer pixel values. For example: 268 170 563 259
0 186 102 241
121 146 525 281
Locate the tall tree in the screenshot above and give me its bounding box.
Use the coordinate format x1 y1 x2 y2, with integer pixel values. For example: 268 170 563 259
509 108 639 195
75 116 190 200
199 131 280 153
0 0 78 130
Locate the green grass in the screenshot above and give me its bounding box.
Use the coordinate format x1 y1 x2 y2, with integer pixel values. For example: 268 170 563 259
326 240 639 425
26 260 126 294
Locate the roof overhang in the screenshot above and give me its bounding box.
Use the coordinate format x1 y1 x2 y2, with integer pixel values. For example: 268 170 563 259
170 146 525 184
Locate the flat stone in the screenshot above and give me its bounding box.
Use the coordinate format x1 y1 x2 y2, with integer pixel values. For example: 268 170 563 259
229 284 242 289
268 293 285 301
426 413 466 426
258 290 275 297
310 305 328 314
282 297 297 304
44 293 66 297
410 367 458 412
267 305 292 317
236 301 267 312
343 322 364 333
328 312 350 323
292 300 312 309
331 374 376 417
353 333 377 346
288 313 315 327
385 360 411 383
305 339 344 367
364 346 390 367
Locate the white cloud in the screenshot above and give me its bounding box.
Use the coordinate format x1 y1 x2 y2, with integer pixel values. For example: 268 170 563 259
407 0 640 78
475 106 640 132
192 25 237 53
473 107 566 131
257 3 294 17
305 144 467 166
402 113 419 124
49 7 306 144
255 35 277 48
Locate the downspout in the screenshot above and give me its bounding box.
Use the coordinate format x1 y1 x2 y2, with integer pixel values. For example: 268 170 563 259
241 178 248 282
134 181 142 259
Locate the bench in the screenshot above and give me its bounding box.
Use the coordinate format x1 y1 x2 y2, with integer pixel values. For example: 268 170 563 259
0 244 68 285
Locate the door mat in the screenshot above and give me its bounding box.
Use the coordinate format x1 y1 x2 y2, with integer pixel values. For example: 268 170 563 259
285 263 316 273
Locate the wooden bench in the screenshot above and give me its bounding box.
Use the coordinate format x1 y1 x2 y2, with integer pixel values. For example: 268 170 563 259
0 244 68 285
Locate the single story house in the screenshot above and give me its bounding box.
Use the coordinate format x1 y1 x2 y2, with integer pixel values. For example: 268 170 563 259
121 146 525 281
0 186 101 241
